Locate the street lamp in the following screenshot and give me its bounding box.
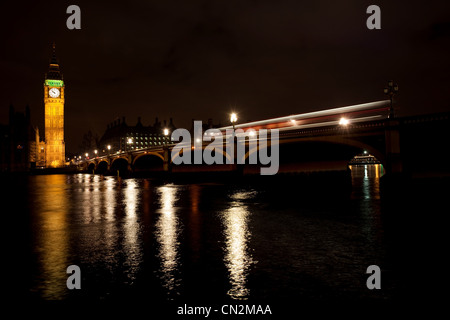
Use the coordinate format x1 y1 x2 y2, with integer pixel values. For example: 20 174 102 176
85 153 89 159
230 113 237 130
163 128 169 144
339 117 349 126
384 80 399 118
94 150 98 157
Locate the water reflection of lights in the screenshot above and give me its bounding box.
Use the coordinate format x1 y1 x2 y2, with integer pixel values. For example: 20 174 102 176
124 179 138 217
122 179 142 282
156 185 181 297
92 175 101 220
223 191 255 300
363 165 370 200
100 176 119 272
363 164 382 200
104 177 116 221
189 185 201 255
34 175 69 299
350 164 383 242
350 164 383 200
80 174 101 223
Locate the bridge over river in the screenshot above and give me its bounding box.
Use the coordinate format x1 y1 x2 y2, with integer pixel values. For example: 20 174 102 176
78 100 450 180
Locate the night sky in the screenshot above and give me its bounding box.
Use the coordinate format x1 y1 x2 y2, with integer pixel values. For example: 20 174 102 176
1 1 449 153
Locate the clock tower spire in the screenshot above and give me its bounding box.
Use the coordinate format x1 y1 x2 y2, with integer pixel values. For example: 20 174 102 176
44 42 65 168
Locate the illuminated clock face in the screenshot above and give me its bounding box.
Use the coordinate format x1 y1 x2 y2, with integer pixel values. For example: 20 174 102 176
49 87 60 98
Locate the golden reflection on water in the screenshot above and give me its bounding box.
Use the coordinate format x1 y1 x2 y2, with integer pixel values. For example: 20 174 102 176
155 185 180 296
80 174 102 223
222 191 255 300
349 164 383 200
92 175 101 221
104 177 116 221
33 175 69 300
122 179 142 282
99 176 119 276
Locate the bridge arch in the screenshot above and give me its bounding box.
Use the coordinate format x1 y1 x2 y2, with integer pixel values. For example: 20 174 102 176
96 160 109 174
87 162 96 172
110 156 129 164
243 136 386 166
132 152 164 165
110 157 129 175
306 136 386 165
170 146 232 164
236 136 385 175
133 153 164 172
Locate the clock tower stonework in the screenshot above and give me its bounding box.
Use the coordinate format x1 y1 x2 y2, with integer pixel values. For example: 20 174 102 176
44 43 65 168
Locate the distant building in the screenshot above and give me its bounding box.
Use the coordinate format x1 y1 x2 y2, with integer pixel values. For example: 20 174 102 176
97 116 176 154
0 105 40 172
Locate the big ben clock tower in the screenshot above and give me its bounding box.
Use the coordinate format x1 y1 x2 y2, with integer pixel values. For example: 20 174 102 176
44 43 65 168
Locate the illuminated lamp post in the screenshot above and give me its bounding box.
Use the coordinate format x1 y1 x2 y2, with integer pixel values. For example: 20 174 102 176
384 80 399 118
163 128 169 144
339 117 349 126
230 113 237 131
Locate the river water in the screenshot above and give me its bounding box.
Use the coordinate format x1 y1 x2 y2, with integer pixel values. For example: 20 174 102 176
6 164 437 312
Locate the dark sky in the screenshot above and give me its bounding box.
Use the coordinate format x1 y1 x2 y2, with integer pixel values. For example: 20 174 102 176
1 1 450 153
